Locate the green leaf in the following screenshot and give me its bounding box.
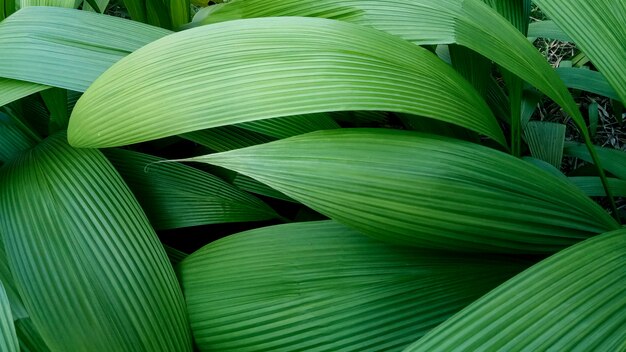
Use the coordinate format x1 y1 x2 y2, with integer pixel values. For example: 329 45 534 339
588 101 599 137
104 148 277 230
556 67 620 101
0 7 170 91
14 318 50 352
0 117 37 164
232 174 296 203
0 133 192 351
527 20 573 42
564 142 626 180
523 121 566 168
19 0 81 8
163 245 188 266
405 229 626 351
569 177 626 197
0 281 19 352
0 78 48 108
533 0 626 103
237 113 340 139
68 16 504 148
180 220 528 351
40 88 69 133
82 0 108 12
180 129 618 253
183 126 275 152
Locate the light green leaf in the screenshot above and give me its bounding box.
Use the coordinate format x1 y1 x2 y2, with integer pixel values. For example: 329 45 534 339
180 220 528 351
556 67 620 101
0 7 170 91
68 16 504 147
523 121 566 168
232 174 296 203
533 0 626 103
0 133 192 351
564 142 626 180
406 229 626 351
180 129 618 253
0 78 48 108
237 113 340 139
0 281 18 352
527 20 572 42
104 148 277 230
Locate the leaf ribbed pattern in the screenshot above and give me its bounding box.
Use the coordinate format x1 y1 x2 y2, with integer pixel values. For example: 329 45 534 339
105 148 277 230
523 121 565 168
187 129 618 253
237 113 339 139
183 126 275 152
556 67 620 101
0 118 37 163
68 16 504 147
0 133 192 351
0 7 170 91
0 78 48 108
406 229 626 351
0 281 18 352
180 221 528 351
534 0 626 103
569 177 626 197
565 142 626 180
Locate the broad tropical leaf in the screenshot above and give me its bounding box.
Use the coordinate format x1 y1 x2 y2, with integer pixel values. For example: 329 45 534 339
533 0 626 103
0 7 170 91
0 78 48 108
405 229 626 351
237 113 340 139
0 133 192 351
0 281 18 352
179 129 618 253
104 148 277 229
68 16 504 147
180 221 528 351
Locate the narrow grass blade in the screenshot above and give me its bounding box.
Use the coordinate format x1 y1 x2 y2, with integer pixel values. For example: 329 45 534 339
181 129 618 253
105 148 277 230
406 229 626 351
0 133 192 351
180 221 528 351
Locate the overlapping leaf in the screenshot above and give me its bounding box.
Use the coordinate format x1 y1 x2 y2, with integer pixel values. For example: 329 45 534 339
406 229 626 351
0 78 48 108
179 129 618 253
534 0 626 103
0 133 192 351
105 148 277 230
565 142 626 180
68 16 503 147
180 221 528 351
0 7 170 91
0 281 18 352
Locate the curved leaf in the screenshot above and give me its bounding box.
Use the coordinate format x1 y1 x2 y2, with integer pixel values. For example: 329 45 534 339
556 67 620 101
564 142 626 180
0 7 170 91
180 129 618 253
406 229 626 351
105 148 277 230
0 118 37 164
0 133 192 351
0 78 48 108
569 177 626 197
528 20 572 42
68 17 504 147
180 220 528 351
237 113 340 139
0 281 19 352
533 0 626 103
523 121 565 168
183 126 275 152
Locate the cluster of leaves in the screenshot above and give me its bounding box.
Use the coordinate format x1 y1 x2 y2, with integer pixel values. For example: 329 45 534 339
0 0 625 351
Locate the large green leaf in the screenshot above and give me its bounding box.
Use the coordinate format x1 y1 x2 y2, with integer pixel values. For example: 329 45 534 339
569 177 626 197
0 281 18 352
178 129 618 253
0 7 170 91
528 20 572 42
0 78 48 108
104 148 277 230
68 16 504 147
406 229 626 351
187 0 586 132
0 133 192 351
533 0 626 103
180 220 528 351
0 117 37 164
556 67 620 101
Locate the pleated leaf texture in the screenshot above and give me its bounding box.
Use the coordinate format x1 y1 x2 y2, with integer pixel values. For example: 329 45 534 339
406 228 626 351
0 133 192 351
183 129 619 253
104 148 277 230
68 16 505 148
180 220 528 351
0 281 18 352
